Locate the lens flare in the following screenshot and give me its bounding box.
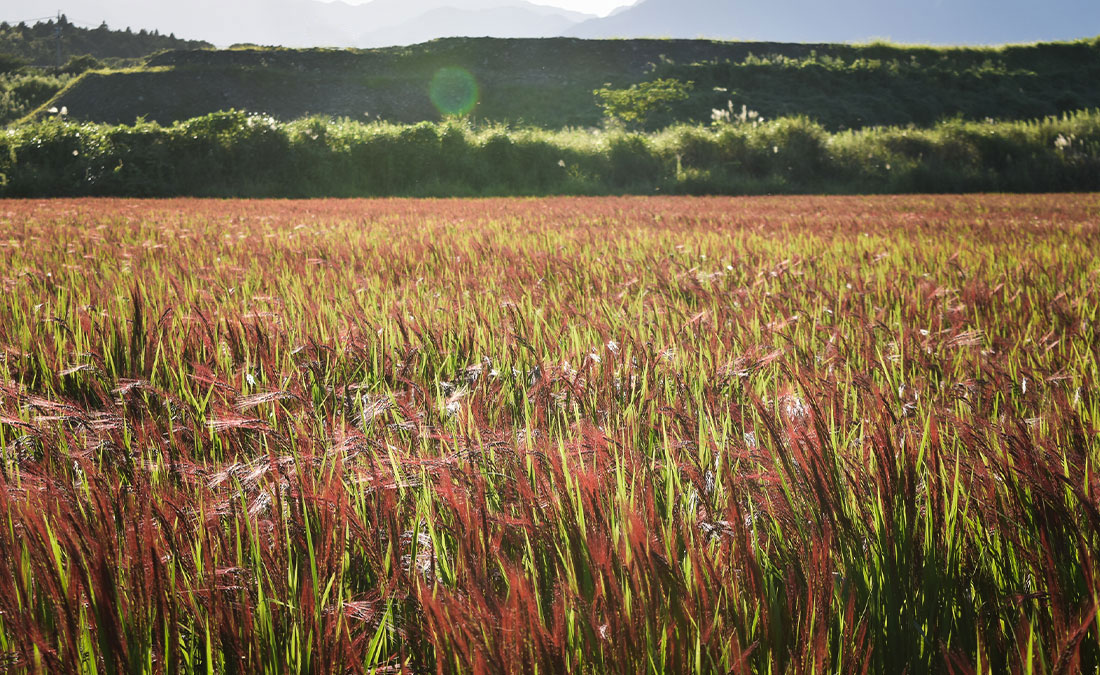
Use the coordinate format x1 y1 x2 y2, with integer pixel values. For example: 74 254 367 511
429 67 479 117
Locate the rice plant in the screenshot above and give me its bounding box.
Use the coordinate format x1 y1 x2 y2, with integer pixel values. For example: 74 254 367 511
0 194 1097 672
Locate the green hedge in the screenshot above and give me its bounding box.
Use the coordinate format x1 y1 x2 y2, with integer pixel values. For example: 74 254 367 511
1 109 1097 196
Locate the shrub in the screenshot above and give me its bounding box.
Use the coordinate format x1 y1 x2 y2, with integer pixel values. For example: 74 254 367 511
606 131 665 189
59 54 102 75
594 78 694 130
0 51 26 74
1 111 1097 197
756 116 829 183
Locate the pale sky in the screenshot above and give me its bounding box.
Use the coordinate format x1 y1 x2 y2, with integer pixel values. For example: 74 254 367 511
330 0 637 17
529 1 635 17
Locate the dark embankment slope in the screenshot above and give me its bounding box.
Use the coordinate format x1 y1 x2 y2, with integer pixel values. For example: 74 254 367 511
36 36 1100 130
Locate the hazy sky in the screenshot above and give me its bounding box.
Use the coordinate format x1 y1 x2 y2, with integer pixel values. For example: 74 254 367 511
329 0 637 17
519 0 635 16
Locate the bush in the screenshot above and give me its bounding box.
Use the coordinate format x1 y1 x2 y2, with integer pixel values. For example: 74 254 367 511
1 111 1097 197
670 124 721 170
0 72 67 124
606 132 664 189
594 78 694 130
757 116 829 182
59 54 102 75
0 52 26 74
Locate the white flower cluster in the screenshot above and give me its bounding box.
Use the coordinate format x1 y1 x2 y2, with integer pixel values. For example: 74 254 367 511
711 102 763 127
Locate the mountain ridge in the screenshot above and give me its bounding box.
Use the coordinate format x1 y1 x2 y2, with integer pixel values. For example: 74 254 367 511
568 0 1100 45
1 0 594 48
357 5 585 48
6 0 1099 48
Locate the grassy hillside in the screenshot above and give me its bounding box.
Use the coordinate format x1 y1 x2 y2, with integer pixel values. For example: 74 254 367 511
0 17 212 125
32 35 1100 130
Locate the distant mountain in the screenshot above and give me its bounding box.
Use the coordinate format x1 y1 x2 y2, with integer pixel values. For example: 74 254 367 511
568 0 1100 45
358 6 580 47
1 0 358 47
7 0 1095 49
0 0 593 48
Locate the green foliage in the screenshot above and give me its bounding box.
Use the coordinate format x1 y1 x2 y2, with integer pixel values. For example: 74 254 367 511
1 110 1098 197
0 51 26 74
594 78 694 129
0 17 211 68
654 39 1100 130
0 72 69 125
59 54 103 75
27 37 1100 132
606 131 663 187
0 13 211 126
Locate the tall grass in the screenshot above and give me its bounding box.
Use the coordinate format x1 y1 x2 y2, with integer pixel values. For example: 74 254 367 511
0 195 1097 672
1 110 1098 196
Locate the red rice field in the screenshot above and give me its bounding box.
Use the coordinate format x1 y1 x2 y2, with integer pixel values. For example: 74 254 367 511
0 195 1098 673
